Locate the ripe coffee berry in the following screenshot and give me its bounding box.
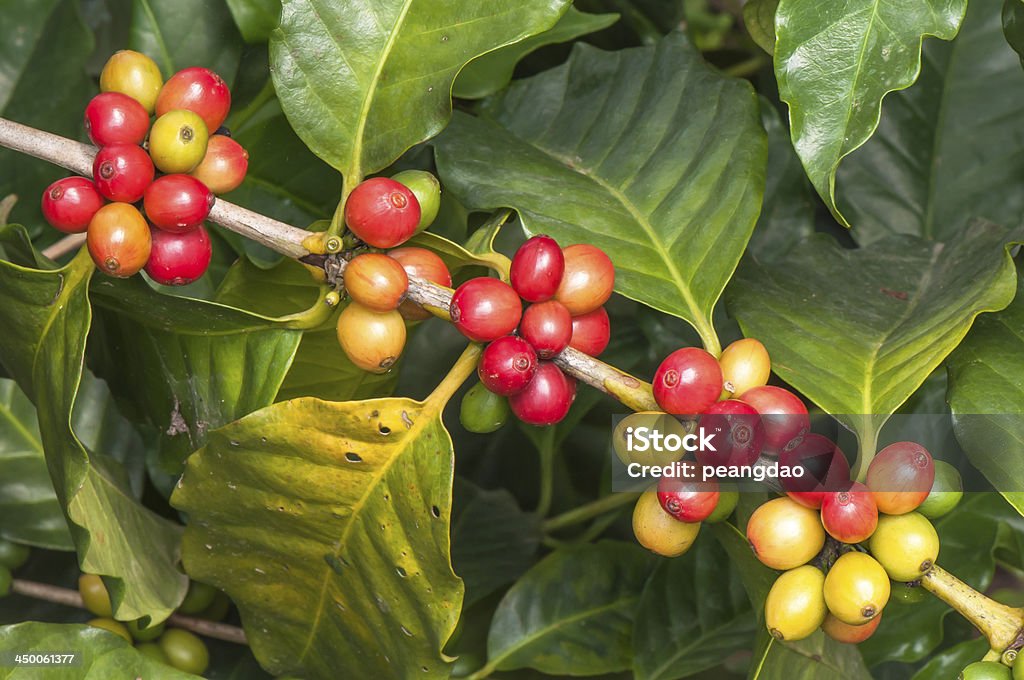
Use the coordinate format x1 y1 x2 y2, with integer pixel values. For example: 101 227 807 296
450 277 522 342
820 482 878 544
740 385 809 452
92 143 154 203
388 247 452 321
779 434 850 509
149 110 210 174
653 347 723 415
145 225 212 286
765 565 826 642
823 552 890 625
336 302 407 374
656 477 719 522
718 337 770 398
520 300 572 359
746 496 825 570
84 92 150 147
696 399 764 469
156 67 232 133
144 175 214 233
99 50 163 113
822 612 882 644
391 169 441 232
632 488 700 557
510 235 565 302
41 177 105 233
478 335 537 396
190 135 249 194
87 203 151 277
508 362 575 426
554 244 615 315
569 306 610 356
866 441 935 515
344 253 409 312
345 178 420 248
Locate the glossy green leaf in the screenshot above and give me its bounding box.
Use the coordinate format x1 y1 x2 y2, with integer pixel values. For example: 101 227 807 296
744 0 778 55
435 34 767 352
909 638 989 680
226 0 281 43
711 523 776 614
749 630 872 679
775 0 967 226
0 622 201 679
727 222 1019 459
1004 0 1024 65
483 541 653 675
129 0 243 82
269 0 571 179
453 8 619 99
837 0 1024 244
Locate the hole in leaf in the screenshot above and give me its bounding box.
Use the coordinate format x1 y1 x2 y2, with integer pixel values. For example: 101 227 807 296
431 505 440 518
345 452 362 463
396 566 407 578
378 423 391 435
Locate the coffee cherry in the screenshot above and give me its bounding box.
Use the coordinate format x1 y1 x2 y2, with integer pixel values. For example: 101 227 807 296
391 170 441 232
508 362 575 426
719 338 770 398
695 399 764 469
41 177 104 234
510 235 565 302
88 617 132 643
345 178 420 248
92 144 154 203
962 662 1012 680
823 552 890 625
822 612 882 644
765 565 826 642
554 244 614 315
1014 654 1024 680
144 174 214 233
0 539 30 570
866 441 935 515
917 460 963 519
84 92 150 147
460 382 509 434
149 110 209 174
136 642 169 663
568 306 610 357
657 477 719 522
450 278 522 342
87 203 151 278
99 50 163 113
520 300 572 359
189 135 249 194
706 487 739 523
388 247 452 321
632 488 701 557
125 618 165 642
344 253 409 311
612 412 688 467
740 385 809 452
178 580 218 615
336 303 406 373
159 628 210 675
477 335 536 396
746 496 825 570
779 434 851 509
868 512 939 582
146 226 211 286
79 573 113 617
821 482 878 544
196 591 231 622
653 347 723 415
156 67 232 133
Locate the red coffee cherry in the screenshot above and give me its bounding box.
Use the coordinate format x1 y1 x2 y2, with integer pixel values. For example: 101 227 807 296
508 362 576 426
145 225 212 286
156 67 232 133
821 481 878 544
84 92 150 147
92 143 154 203
568 306 610 357
520 300 572 359
87 203 151 277
696 399 765 469
344 178 420 248
554 244 615 315
41 177 105 234
343 253 409 312
449 277 522 342
189 135 248 194
510 235 565 302
143 174 214 233
388 247 452 321
779 434 851 509
657 477 719 523
478 335 537 396
653 347 723 415
866 442 935 515
740 385 810 453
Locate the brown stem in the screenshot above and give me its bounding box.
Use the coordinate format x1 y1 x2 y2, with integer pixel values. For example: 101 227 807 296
10 579 248 645
921 565 1024 653
41 233 87 260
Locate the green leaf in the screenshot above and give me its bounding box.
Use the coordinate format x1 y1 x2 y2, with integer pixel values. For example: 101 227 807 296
774 0 967 226
632 537 757 680
435 34 767 353
0 622 201 679
744 0 778 55
483 540 653 675
129 0 244 82
909 638 989 680
226 0 281 43
726 222 1019 462
0 248 186 623
748 630 872 679
837 0 1024 244
269 0 572 179
453 8 619 99
710 523 776 615
1004 0 1024 66
171 364 470 679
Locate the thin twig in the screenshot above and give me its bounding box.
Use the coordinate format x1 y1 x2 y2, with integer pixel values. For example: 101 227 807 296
41 233 86 260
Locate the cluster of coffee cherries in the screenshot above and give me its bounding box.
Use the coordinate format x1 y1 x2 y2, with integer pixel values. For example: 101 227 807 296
459 235 614 430
78 571 228 674
40 50 248 284
963 656 1024 679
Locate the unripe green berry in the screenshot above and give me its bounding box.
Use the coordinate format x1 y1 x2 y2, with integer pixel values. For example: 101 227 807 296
460 382 510 434
79 573 113 618
0 539 30 570
705 488 739 523
159 628 210 675
961 661 1011 680
917 460 963 519
178 580 218 615
391 169 441 232
125 618 165 642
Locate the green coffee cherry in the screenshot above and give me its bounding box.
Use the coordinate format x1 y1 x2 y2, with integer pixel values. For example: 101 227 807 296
79 574 113 618
460 382 509 434
391 170 441 232
136 642 169 663
960 661 1011 680
178 580 218 615
125 618 165 642
1013 648 1024 680
159 628 210 675
197 591 231 621
918 460 963 519
0 539 30 570
705 488 739 523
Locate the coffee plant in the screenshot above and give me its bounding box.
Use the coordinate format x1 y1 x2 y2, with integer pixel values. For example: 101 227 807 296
4 0 1024 678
